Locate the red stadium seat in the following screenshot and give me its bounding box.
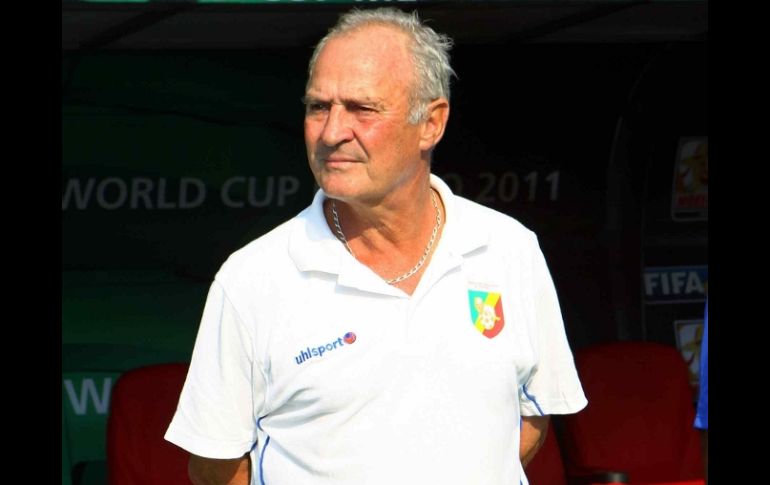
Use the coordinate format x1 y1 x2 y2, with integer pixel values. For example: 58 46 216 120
106 363 192 485
527 422 632 485
560 342 704 485
526 424 568 485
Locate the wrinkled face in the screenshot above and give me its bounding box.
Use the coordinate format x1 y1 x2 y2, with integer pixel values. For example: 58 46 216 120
304 25 428 206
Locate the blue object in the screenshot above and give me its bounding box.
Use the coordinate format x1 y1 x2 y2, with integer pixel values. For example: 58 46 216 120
694 299 708 429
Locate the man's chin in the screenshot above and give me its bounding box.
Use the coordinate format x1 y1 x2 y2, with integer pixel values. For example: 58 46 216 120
318 183 353 201
317 176 361 199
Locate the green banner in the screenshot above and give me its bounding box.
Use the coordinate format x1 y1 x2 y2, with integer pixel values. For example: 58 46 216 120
63 52 316 278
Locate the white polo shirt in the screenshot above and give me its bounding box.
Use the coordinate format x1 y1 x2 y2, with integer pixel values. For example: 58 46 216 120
165 174 587 485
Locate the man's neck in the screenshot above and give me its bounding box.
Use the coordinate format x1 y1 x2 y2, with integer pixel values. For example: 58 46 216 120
323 181 445 296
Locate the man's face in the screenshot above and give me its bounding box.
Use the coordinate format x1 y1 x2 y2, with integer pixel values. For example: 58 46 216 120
304 25 428 206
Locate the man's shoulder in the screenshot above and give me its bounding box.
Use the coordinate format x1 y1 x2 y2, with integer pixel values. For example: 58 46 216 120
216 210 306 285
452 193 537 243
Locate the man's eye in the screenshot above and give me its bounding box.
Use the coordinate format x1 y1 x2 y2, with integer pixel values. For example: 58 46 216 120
307 103 328 112
351 105 376 113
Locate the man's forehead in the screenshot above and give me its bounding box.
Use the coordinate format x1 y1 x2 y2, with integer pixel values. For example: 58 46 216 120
304 89 384 105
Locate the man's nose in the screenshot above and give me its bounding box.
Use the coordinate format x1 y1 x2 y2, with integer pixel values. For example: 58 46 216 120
320 104 353 147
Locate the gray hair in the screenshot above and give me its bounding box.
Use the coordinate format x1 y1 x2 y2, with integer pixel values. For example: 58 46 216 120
306 7 455 124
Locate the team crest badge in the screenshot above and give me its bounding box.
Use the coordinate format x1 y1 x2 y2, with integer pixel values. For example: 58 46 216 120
468 289 505 339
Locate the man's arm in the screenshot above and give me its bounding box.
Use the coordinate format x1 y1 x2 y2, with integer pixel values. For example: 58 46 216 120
520 415 550 468
188 453 251 485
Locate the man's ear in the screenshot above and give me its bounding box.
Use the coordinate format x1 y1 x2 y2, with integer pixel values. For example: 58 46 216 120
419 98 450 152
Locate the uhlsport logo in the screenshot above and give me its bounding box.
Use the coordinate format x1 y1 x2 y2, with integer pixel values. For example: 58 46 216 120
295 332 357 365
468 290 505 339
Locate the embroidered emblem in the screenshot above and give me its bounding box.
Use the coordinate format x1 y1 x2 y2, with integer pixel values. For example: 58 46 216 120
468 290 505 339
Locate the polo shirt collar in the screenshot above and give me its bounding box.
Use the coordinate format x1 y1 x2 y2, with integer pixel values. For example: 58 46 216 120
287 174 490 288
287 188 343 276
430 173 489 258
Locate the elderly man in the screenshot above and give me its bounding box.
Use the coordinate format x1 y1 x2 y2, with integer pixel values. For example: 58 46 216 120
165 7 586 485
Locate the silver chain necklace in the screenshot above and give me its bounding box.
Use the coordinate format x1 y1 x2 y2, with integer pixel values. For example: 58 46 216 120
331 190 442 285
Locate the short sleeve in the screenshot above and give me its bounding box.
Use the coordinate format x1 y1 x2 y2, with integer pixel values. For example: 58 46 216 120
519 236 588 417
164 279 266 458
